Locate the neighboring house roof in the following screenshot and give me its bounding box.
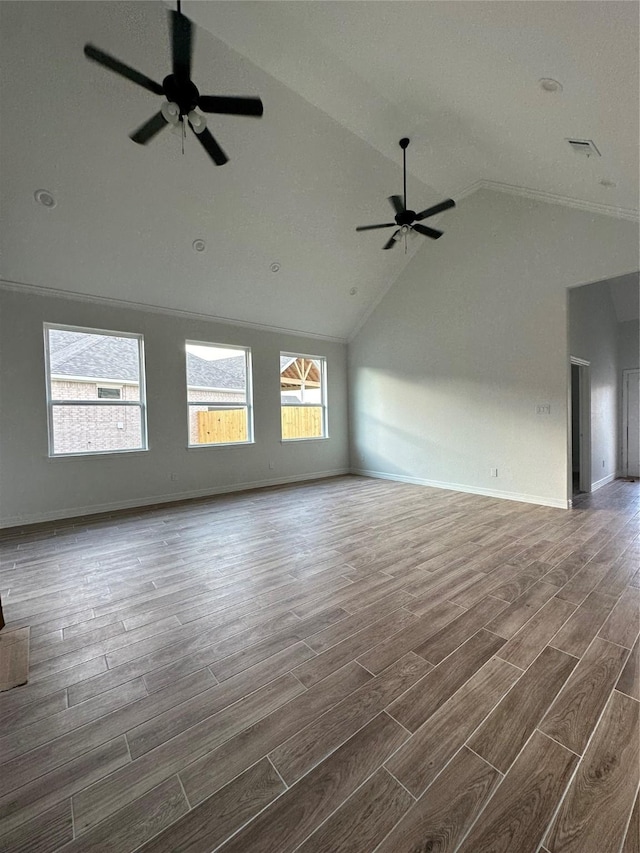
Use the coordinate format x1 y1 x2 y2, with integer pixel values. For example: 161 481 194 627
49 330 140 382
49 329 245 390
186 353 245 390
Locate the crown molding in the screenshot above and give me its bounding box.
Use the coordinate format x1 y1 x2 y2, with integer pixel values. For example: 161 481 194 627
0 279 348 345
477 180 639 222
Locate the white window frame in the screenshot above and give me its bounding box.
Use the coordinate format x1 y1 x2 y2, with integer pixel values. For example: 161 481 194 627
44 323 148 457
280 352 328 441
186 341 254 448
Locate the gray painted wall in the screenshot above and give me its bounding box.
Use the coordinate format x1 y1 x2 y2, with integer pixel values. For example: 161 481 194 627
349 188 639 508
618 319 640 373
569 280 620 489
0 287 349 527
617 318 640 475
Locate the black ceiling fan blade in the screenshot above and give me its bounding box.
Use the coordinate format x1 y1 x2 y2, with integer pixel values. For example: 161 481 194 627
356 223 396 232
130 111 169 144
84 44 164 95
382 231 400 250
170 9 193 79
415 198 456 221
198 95 264 117
194 126 229 165
388 195 405 214
413 223 443 240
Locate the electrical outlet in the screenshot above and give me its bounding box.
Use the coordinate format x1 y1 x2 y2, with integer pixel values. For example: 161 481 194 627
490 468 498 477
170 473 178 481
268 462 274 470
535 404 551 415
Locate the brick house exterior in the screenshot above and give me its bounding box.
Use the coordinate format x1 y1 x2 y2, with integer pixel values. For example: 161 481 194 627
48 329 245 453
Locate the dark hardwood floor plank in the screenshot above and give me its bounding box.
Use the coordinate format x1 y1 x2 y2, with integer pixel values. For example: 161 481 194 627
595 555 639 598
484 581 559 639
72 672 305 834
542 549 592 588
295 768 413 853
457 730 577 853
0 799 72 853
292 609 418 687
496 597 576 670
210 607 346 682
270 652 431 785
554 560 609 605
491 561 556 602
133 759 285 853
549 590 620 658
598 586 640 649
374 746 501 853
305 590 416 653
0 688 68 738
62 776 188 853
451 563 532 608
385 657 521 796
0 655 108 713
387 629 505 732
214 713 409 853
0 676 147 764
180 662 372 807
356 600 464 674
413 596 507 665
622 793 639 853
546 690 639 853
469 645 577 772
128 644 313 758
0 737 130 838
616 636 639 700
540 637 629 754
1 477 637 853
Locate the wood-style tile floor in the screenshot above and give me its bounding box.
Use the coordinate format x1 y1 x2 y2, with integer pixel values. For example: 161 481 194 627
0 475 638 853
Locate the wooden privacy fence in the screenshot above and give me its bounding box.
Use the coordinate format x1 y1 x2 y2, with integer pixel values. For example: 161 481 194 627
197 409 247 443
281 406 322 439
196 407 323 443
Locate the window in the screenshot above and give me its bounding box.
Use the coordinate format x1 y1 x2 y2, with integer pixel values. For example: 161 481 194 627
280 353 327 440
186 341 253 446
44 324 147 456
97 386 122 399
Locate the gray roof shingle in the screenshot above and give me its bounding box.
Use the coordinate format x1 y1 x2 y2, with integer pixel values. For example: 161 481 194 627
49 330 245 390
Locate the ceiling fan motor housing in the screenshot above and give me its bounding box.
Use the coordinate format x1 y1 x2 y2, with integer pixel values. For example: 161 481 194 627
396 209 416 226
163 74 199 116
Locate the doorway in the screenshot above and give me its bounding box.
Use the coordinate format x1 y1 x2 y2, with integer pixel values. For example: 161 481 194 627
570 357 591 496
622 368 640 479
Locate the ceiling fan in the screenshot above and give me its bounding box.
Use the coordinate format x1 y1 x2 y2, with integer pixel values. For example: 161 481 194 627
83 0 263 166
356 138 455 249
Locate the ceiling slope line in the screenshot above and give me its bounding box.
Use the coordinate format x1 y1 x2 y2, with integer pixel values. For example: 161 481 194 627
0 280 348 345
478 180 639 222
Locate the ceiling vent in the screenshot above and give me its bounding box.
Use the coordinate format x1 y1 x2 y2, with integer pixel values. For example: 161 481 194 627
566 138 601 157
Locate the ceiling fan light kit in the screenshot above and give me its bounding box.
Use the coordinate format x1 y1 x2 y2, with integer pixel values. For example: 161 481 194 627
356 138 455 250
83 1 264 166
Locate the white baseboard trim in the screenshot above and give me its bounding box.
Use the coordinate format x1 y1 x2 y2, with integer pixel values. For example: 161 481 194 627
0 469 351 529
351 468 570 509
590 472 617 492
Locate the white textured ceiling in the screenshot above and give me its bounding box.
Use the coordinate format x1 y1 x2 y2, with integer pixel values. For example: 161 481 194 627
1 1 638 340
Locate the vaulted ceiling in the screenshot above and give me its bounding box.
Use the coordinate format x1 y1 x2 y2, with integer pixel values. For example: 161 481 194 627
1 1 638 340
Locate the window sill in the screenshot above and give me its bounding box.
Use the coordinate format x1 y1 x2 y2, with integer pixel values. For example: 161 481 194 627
281 436 329 443
187 441 255 449
48 448 149 460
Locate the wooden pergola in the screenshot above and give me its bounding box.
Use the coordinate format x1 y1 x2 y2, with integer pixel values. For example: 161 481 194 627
280 357 321 395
